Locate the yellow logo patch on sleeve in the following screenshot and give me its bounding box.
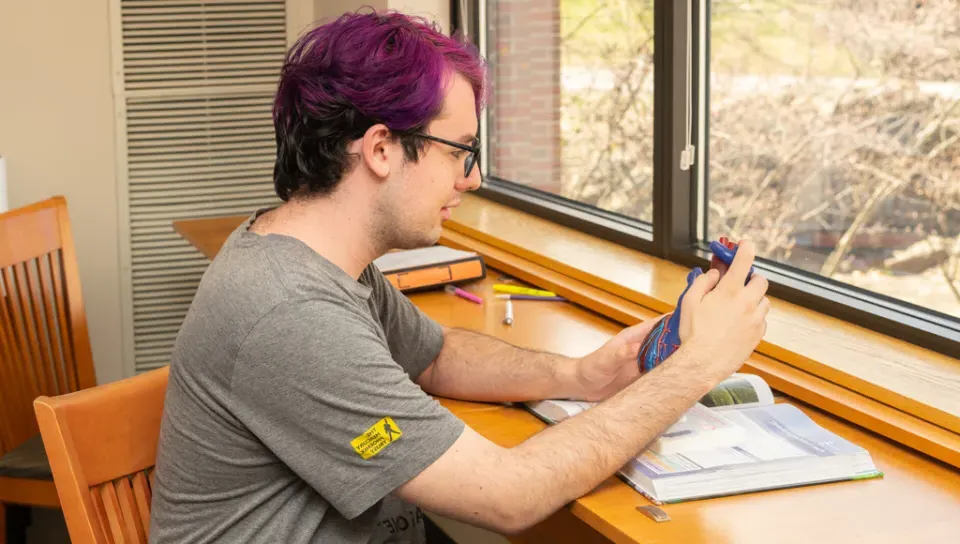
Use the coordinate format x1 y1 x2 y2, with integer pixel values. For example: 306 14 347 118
351 417 403 460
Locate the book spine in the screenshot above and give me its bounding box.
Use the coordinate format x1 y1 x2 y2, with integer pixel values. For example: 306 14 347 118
615 473 664 506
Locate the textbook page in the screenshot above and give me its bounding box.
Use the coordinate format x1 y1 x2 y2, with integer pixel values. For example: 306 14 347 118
524 400 745 454
650 403 745 454
699 373 774 410
525 373 774 423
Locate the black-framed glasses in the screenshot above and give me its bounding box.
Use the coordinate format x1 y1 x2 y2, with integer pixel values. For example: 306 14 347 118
415 134 481 178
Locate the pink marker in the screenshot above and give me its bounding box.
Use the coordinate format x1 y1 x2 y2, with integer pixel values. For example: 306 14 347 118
444 285 483 304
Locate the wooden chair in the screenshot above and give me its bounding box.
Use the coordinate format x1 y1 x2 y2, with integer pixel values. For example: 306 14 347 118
0 196 98 542
33 366 168 544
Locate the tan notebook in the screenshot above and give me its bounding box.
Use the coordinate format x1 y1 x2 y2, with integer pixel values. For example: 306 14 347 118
373 246 486 292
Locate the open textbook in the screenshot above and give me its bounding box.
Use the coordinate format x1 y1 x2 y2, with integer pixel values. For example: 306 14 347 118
524 373 882 504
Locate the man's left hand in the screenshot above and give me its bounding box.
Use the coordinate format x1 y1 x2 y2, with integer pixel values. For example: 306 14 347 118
574 318 659 401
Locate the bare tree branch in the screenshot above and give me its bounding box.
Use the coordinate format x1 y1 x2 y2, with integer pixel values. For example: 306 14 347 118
562 2 610 42
821 162 910 277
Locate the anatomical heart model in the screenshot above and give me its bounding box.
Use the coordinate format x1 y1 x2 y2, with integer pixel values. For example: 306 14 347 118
636 237 755 374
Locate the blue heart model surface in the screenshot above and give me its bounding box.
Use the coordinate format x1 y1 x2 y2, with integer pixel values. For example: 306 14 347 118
635 241 755 373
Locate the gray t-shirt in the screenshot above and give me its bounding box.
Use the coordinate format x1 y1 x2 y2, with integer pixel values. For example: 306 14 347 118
149 211 465 543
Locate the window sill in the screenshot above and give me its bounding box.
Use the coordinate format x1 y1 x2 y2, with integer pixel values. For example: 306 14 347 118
439 193 960 465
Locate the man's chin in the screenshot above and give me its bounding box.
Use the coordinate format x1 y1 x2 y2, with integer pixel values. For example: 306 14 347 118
421 230 442 247
392 230 442 251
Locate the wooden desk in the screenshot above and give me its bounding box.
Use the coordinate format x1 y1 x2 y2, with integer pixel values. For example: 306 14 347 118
173 217 960 544
173 215 245 260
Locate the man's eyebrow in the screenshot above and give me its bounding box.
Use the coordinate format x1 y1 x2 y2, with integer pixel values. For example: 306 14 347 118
458 133 478 144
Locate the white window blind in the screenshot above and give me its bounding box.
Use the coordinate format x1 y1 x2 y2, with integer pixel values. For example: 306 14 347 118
116 0 286 372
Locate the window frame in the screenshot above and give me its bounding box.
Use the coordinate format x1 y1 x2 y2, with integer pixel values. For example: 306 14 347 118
463 0 960 358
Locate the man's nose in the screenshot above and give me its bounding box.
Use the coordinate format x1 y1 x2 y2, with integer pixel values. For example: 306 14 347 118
458 164 482 192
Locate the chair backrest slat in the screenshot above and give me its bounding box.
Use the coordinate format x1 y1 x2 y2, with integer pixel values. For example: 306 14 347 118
90 486 113 544
35 366 169 544
49 250 80 392
8 263 46 396
0 196 97 454
36 251 70 395
131 472 152 535
98 482 128 543
21 259 57 396
115 475 147 543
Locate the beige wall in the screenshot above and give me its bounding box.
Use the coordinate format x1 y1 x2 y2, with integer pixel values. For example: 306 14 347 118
294 0 451 46
0 0 452 384
0 0 124 384
311 0 450 32
392 0 450 32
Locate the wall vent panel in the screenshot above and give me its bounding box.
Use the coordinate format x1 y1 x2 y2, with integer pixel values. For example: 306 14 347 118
116 0 285 373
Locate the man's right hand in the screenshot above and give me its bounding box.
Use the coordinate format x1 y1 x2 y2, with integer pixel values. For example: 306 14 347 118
677 239 770 379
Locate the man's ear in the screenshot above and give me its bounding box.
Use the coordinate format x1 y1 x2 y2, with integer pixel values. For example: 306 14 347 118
359 123 393 179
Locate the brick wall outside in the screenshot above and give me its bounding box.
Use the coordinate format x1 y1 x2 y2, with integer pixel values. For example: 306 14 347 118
486 0 562 194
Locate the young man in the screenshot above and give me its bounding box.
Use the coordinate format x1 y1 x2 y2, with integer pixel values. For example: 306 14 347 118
150 9 770 544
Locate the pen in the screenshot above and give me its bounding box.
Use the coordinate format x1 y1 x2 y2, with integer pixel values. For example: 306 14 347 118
503 299 514 325
492 284 557 297
495 294 566 302
444 285 483 304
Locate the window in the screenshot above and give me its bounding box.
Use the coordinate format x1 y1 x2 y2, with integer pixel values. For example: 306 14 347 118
707 0 960 320
472 0 959 353
482 0 656 223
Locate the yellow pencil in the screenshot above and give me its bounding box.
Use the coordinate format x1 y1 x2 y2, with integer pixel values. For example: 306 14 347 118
492 284 557 297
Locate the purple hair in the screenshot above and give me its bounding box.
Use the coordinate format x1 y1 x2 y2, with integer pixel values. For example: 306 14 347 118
272 9 488 200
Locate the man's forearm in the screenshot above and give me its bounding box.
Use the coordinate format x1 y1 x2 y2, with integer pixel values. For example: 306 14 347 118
418 327 581 402
497 344 718 529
